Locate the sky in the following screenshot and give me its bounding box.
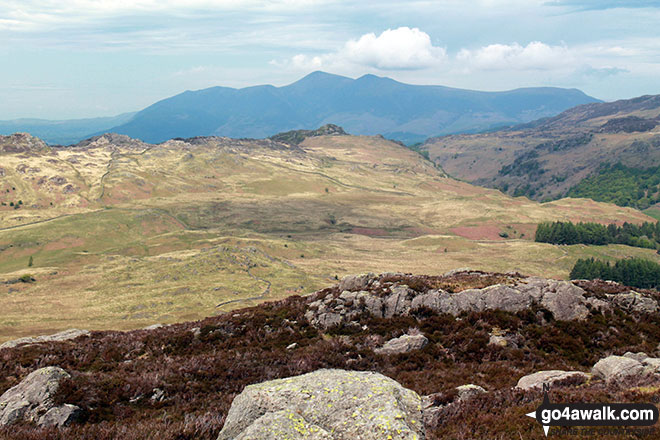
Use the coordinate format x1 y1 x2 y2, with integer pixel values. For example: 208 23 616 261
1 0 660 120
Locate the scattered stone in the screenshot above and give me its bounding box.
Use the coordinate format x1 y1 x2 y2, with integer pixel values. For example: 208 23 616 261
0 329 90 349
592 356 646 382
0 366 81 427
375 334 428 355
216 369 425 440
190 327 201 338
516 370 590 390
151 388 166 402
455 384 486 401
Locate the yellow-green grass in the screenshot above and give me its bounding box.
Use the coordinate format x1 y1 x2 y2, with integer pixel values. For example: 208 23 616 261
0 134 657 342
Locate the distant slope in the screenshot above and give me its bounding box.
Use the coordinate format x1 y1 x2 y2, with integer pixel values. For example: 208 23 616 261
423 94 660 202
106 71 599 144
0 112 136 145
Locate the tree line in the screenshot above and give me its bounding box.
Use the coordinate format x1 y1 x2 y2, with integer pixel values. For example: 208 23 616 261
570 257 660 289
535 220 660 249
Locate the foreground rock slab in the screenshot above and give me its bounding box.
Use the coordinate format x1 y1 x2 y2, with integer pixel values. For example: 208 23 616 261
0 367 81 427
217 369 425 440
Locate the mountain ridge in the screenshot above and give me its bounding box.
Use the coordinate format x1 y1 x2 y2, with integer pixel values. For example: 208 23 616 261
102 71 600 144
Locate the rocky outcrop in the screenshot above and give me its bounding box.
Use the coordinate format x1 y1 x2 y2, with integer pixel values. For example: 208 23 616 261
0 329 90 349
516 370 590 390
375 334 428 355
304 273 645 329
0 367 81 427
217 369 424 440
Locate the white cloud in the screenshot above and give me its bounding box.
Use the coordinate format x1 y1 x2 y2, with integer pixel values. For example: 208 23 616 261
457 41 574 71
281 27 447 71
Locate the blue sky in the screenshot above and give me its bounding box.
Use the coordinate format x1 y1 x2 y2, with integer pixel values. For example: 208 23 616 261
1 0 659 119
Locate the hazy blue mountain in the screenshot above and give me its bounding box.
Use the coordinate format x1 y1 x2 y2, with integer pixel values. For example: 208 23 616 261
108 72 601 144
0 112 137 145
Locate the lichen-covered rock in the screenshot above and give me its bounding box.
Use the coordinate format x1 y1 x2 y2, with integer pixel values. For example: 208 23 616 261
608 292 659 314
592 356 646 382
376 334 428 355
232 410 333 440
0 329 90 349
516 370 590 390
217 369 425 440
0 367 81 427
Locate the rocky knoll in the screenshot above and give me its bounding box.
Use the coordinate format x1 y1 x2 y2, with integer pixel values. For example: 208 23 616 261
0 367 81 427
305 271 659 328
217 369 424 440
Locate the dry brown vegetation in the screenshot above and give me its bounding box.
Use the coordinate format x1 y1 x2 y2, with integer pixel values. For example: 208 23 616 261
0 273 659 439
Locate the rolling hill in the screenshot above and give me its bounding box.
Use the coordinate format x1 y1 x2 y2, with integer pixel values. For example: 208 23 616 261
423 94 660 204
103 71 599 144
0 129 655 342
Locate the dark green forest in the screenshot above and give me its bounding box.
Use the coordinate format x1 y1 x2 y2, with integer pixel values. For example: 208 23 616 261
535 220 660 249
570 257 660 289
567 163 660 209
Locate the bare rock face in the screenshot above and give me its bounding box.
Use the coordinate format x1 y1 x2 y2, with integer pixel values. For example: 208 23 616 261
0 329 90 349
217 369 425 440
375 334 428 355
0 367 81 427
516 370 590 390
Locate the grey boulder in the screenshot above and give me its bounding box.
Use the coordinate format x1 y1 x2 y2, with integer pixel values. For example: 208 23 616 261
376 334 428 355
217 369 424 440
0 366 81 427
592 356 647 382
516 370 590 390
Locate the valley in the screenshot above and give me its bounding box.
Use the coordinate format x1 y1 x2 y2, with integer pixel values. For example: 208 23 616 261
423 94 660 204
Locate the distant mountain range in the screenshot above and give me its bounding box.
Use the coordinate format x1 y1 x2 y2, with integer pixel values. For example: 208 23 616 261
0 113 136 146
0 72 599 145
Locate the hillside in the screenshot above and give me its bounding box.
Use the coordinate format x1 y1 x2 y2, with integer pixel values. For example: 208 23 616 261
0 271 659 439
423 94 660 203
103 71 599 144
0 130 656 342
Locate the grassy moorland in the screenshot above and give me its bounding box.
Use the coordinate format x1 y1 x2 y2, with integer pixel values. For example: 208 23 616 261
0 132 656 341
